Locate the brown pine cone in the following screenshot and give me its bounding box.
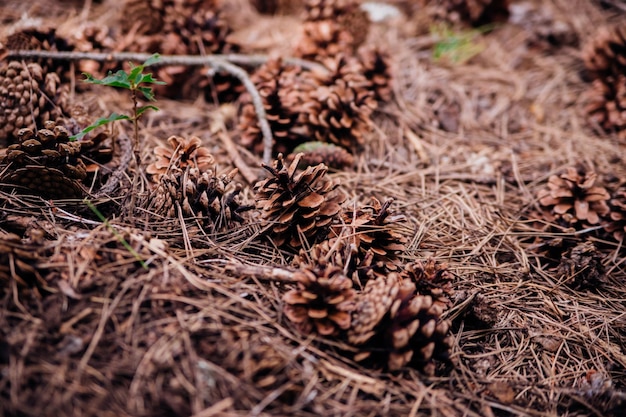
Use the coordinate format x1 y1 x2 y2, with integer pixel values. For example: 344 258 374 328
585 75 626 139
254 153 345 250
250 0 303 15
283 263 356 336
335 197 408 274
349 274 453 373
146 135 215 180
604 187 626 241
306 55 377 149
238 59 313 156
0 61 68 144
357 46 394 103
404 259 454 310
557 241 606 290
289 141 355 170
536 166 610 227
0 122 89 199
150 166 247 231
583 25 626 81
424 0 510 26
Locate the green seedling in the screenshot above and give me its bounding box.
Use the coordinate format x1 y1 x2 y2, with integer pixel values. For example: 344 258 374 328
431 24 493 65
71 53 165 147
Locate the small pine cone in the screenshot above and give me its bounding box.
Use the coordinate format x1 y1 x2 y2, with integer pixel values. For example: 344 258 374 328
119 0 165 35
283 263 356 336
306 56 377 149
404 259 454 310
151 167 246 230
146 135 215 180
585 75 626 139
238 59 313 156
295 20 355 61
0 231 48 289
583 25 626 81
0 122 88 199
250 0 303 14
336 197 408 274
604 187 626 241
0 61 69 144
4 27 72 76
349 274 453 373
254 153 345 250
537 166 610 227
557 241 606 290
289 142 355 170
357 47 394 103
426 0 510 26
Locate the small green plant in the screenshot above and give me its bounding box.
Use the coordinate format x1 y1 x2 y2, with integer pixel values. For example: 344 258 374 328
71 53 165 148
431 24 492 64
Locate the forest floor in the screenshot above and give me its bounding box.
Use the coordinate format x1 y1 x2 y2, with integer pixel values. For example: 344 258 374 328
0 0 625 416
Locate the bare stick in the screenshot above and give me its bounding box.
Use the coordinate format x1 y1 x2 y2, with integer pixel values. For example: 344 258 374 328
224 262 296 283
5 49 320 164
4 50 328 73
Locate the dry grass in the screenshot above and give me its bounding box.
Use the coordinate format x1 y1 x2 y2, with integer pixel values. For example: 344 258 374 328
1 0 626 416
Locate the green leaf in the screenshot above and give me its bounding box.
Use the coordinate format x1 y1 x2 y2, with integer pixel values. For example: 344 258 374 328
83 70 132 89
128 64 145 85
138 86 156 101
139 73 166 85
143 53 161 67
70 113 130 141
136 105 159 117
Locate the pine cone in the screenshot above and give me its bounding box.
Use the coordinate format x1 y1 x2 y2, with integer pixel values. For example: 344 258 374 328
121 0 241 100
250 0 303 14
349 274 453 373
557 241 606 290
289 142 355 170
0 230 48 289
0 122 88 199
585 75 626 139
583 25 626 81
404 259 454 311
537 167 610 226
0 61 68 144
295 20 355 61
283 263 356 336
4 27 72 76
254 153 345 250
426 0 510 26
66 23 117 77
238 59 313 156
146 135 215 180
604 187 626 241
357 47 394 103
150 166 246 231
336 197 408 274
306 55 377 149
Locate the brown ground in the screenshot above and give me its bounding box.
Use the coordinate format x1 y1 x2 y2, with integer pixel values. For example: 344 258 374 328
1 0 625 416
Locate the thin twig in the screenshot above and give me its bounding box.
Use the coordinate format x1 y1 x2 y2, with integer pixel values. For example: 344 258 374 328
5 49 314 164
224 261 296 283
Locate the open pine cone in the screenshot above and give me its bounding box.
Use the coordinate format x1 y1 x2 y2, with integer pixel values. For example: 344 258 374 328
336 198 408 275
283 263 356 336
424 0 510 26
0 61 68 144
536 167 610 227
348 274 453 373
583 25 626 81
404 259 454 311
585 75 626 139
146 135 215 180
0 122 89 199
357 47 394 103
604 187 626 241
305 55 377 149
121 0 242 100
238 59 313 156
150 166 247 231
254 153 345 250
